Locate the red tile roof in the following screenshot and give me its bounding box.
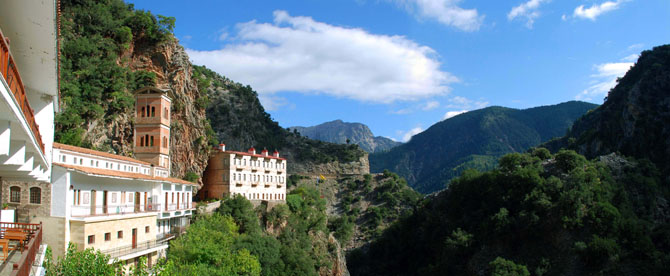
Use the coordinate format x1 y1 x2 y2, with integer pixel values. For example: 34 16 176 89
222 151 286 160
54 142 151 165
56 163 195 185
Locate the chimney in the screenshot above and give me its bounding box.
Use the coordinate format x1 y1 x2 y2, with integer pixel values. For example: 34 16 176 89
262 148 269 156
219 143 226 152
273 150 280 158
248 147 256 154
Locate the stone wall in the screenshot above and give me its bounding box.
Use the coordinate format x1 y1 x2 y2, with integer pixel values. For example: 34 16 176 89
0 180 51 223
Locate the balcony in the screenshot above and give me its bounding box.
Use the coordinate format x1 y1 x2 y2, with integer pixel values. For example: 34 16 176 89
0 222 42 276
0 28 44 155
164 203 194 212
101 237 170 262
71 204 161 218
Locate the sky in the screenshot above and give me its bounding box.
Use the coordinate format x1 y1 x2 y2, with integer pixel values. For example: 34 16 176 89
127 0 669 142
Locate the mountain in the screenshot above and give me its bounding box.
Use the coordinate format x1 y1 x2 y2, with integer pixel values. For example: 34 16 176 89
56 0 367 181
350 45 670 276
370 101 598 193
289 120 401 153
195 66 368 175
545 45 670 178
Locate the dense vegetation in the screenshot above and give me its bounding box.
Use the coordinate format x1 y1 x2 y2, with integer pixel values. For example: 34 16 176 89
57 0 174 147
370 101 598 193
195 65 366 164
545 45 670 178
327 172 422 247
350 149 670 275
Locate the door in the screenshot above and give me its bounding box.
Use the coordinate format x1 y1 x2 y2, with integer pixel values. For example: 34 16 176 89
165 193 168 211
90 190 96 215
176 192 180 210
103 191 108 214
134 192 141 212
144 192 148 211
132 228 137 249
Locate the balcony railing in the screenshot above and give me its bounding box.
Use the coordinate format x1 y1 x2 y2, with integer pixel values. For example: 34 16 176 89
3 222 42 276
0 28 44 155
71 204 161 217
164 203 193 211
101 237 169 260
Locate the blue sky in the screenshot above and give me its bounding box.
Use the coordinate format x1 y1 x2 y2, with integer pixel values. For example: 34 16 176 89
128 0 668 142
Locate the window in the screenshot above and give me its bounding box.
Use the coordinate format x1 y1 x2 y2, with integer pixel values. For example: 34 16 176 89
88 235 95 244
150 136 154 147
163 137 168 148
151 106 155 117
164 107 168 119
141 106 146 117
10 187 20 203
79 159 83 165
61 155 66 162
145 226 150 233
140 136 144 147
105 232 111 241
29 187 41 204
118 231 123 239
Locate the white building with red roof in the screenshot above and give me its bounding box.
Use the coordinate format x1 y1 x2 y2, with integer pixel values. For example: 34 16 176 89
200 144 287 202
47 88 196 267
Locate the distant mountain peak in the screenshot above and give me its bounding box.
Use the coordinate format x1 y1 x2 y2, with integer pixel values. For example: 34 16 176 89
290 121 401 153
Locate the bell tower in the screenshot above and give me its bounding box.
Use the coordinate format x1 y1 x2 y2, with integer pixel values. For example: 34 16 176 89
134 87 171 174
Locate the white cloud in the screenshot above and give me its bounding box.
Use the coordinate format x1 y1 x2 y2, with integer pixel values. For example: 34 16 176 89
573 0 627 21
395 0 484 31
188 10 458 104
422 101 440 110
575 62 633 101
218 32 229 41
627 43 644 51
443 110 468 120
259 95 293 111
621 54 639 62
507 0 550 28
446 96 488 109
402 127 424 142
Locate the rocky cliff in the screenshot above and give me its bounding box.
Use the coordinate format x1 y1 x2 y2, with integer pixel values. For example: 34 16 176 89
58 2 213 182
289 120 401 153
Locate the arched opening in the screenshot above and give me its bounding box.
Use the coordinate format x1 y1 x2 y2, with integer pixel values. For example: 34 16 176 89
150 136 154 147
140 106 145 117
151 106 155 117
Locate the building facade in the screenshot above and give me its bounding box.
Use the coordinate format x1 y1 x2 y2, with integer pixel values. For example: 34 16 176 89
200 144 287 202
47 88 196 266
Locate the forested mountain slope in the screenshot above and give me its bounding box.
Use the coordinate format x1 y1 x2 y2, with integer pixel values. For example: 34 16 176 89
370 101 597 193
545 45 670 179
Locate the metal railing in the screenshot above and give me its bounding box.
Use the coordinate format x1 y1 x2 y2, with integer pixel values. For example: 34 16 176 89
71 204 161 217
0 28 44 154
101 237 169 260
7 222 42 276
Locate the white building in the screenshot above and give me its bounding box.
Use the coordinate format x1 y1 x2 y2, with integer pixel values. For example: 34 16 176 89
0 0 58 183
200 144 287 202
47 88 196 267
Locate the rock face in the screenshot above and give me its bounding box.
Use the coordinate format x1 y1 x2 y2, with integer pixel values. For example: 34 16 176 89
85 39 211 183
290 120 401 153
289 154 370 176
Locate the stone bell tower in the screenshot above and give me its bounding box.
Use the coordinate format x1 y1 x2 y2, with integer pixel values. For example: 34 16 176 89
133 87 171 174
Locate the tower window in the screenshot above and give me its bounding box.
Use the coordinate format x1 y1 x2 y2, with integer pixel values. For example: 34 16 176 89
164 107 168 119
163 137 168 148
141 106 146 117
150 136 154 147
140 136 144 147
151 106 155 117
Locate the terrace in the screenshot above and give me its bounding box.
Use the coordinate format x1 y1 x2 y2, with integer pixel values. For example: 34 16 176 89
0 222 44 276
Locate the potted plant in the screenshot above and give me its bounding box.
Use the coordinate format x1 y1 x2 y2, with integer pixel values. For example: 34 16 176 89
2 203 8 210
